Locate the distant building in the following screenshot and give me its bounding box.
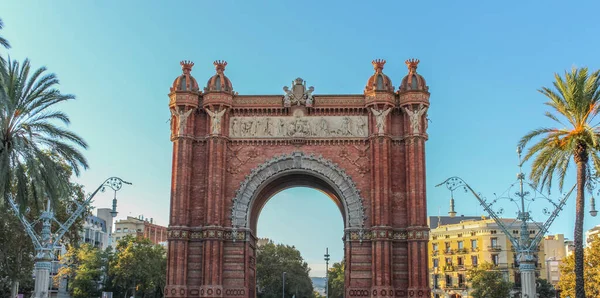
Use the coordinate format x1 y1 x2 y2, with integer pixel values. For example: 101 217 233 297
112 215 167 247
257 238 271 247
543 234 567 286
80 208 113 250
428 215 547 298
565 239 575 257
586 224 600 247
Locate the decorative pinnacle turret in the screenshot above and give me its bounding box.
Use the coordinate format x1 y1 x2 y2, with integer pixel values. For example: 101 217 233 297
372 59 386 73
214 60 228 72
405 58 419 73
180 60 194 73
448 195 457 218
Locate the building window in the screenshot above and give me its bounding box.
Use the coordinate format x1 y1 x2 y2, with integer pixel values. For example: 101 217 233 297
491 230 497 234
445 257 452 265
445 275 452 287
491 237 498 246
116 228 121 232
124 228 129 233
471 239 478 250
457 241 464 249
445 242 451 253
432 243 438 251
432 274 439 289
433 259 439 268
116 237 121 241
492 254 499 266
457 257 463 266
471 255 478 267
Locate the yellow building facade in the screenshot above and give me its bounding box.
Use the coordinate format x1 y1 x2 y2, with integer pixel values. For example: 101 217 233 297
428 216 546 298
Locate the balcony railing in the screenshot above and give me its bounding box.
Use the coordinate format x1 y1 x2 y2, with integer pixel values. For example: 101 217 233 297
443 265 455 271
432 250 439 256
444 249 454 255
456 248 468 254
491 263 509 270
457 265 466 271
488 245 502 252
471 247 479 252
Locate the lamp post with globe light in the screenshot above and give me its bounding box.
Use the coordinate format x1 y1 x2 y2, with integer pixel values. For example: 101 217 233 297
436 147 597 298
7 177 131 298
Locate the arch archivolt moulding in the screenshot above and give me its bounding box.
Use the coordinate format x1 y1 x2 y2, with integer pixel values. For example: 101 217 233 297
230 152 366 230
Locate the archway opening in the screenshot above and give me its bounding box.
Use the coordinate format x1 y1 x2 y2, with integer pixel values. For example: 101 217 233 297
257 186 344 294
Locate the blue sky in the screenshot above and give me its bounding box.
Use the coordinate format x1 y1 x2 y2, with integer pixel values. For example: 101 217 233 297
2 1 600 277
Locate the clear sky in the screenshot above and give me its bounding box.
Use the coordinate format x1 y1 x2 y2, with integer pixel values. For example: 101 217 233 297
2 1 600 277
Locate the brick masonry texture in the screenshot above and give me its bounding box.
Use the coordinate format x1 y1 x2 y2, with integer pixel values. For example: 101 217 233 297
166 59 431 298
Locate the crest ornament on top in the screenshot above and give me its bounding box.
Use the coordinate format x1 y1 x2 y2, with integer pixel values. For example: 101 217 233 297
283 78 315 107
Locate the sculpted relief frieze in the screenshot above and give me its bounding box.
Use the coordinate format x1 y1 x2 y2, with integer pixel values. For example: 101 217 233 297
229 114 368 138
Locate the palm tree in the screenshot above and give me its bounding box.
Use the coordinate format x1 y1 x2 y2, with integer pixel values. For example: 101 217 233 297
519 67 600 298
0 18 9 49
0 58 88 208
0 18 11 93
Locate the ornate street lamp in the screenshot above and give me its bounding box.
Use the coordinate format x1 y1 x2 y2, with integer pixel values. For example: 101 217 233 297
7 177 131 298
436 148 576 298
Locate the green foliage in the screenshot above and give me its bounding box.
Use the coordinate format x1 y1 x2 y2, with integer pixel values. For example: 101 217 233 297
519 67 600 298
326 261 344 298
467 262 513 298
0 57 88 209
0 156 88 297
55 244 106 298
108 235 166 298
0 18 10 76
0 205 34 298
256 241 314 298
0 18 9 50
536 278 556 298
519 67 600 192
557 236 600 298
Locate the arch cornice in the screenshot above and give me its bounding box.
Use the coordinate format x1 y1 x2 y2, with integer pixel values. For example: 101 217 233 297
230 152 366 230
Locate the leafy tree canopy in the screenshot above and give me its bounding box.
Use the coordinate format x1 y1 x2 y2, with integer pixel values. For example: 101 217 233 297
326 261 344 298
256 241 314 298
467 262 513 298
55 243 106 298
557 236 600 298
108 235 166 298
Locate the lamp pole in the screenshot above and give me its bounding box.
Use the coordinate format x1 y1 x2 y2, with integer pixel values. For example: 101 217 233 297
324 247 330 298
282 271 286 298
7 177 131 298
435 147 591 298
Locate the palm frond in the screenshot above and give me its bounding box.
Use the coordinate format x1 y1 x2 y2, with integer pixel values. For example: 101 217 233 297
0 58 88 207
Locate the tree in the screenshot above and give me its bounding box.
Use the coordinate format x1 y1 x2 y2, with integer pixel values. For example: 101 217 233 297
557 236 600 298
0 156 88 298
467 262 513 298
108 235 166 298
0 18 10 76
326 261 344 298
519 67 600 298
0 204 34 298
0 57 88 209
536 278 556 298
55 244 105 298
256 241 314 298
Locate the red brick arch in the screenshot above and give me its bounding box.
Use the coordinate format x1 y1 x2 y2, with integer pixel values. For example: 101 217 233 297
231 152 366 233
165 60 431 297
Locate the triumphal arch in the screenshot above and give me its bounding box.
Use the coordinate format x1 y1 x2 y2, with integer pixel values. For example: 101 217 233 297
165 58 431 298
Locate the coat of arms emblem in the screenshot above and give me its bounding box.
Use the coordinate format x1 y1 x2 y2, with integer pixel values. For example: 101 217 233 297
283 78 314 107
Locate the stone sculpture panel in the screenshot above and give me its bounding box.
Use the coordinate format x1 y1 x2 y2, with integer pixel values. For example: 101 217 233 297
229 115 368 138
